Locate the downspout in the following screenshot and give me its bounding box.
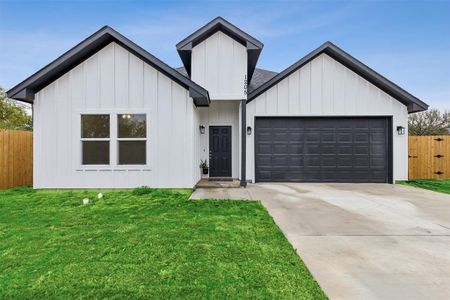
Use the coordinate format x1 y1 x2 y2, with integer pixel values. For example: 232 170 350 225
240 99 247 187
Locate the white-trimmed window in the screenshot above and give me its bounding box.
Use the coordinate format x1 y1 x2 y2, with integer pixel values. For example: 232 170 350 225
117 114 147 165
81 114 110 165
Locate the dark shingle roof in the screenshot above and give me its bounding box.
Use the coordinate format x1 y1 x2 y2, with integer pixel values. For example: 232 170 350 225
175 66 188 77
247 68 278 92
175 66 278 93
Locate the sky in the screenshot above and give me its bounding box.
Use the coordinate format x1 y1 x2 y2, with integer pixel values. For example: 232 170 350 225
0 0 449 110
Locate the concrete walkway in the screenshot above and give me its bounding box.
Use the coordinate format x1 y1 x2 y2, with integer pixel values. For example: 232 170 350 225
190 183 450 300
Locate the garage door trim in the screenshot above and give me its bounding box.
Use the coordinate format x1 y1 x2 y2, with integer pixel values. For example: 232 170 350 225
254 116 393 183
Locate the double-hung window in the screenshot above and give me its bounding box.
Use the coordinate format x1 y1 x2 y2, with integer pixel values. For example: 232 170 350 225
117 114 147 165
81 114 110 165
80 113 146 166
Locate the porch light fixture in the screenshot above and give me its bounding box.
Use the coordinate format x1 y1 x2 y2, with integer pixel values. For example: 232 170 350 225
396 126 405 135
199 125 205 134
247 126 252 135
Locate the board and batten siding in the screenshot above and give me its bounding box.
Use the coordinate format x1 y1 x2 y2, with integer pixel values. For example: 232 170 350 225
33 42 200 188
191 31 247 100
246 53 409 182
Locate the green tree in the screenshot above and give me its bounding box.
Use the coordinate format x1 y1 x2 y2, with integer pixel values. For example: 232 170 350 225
408 108 450 136
0 86 32 131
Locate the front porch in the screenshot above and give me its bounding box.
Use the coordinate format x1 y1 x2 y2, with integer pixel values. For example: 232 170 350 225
195 178 241 188
196 100 247 186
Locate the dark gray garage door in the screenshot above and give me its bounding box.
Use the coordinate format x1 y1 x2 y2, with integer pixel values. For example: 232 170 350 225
255 117 391 183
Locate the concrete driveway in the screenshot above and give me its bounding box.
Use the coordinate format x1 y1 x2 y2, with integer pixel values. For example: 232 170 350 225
191 183 450 299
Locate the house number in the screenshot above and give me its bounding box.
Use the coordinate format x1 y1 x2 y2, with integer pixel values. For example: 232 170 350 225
244 74 248 95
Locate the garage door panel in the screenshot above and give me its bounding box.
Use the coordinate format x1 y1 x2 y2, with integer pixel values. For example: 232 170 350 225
335 170 355 181
371 157 386 168
371 144 385 154
257 155 272 166
337 157 353 167
336 120 354 130
258 131 272 142
273 156 288 165
288 143 304 153
354 145 369 155
305 144 320 153
288 156 304 165
369 118 386 129
273 130 288 141
354 157 370 167
287 171 305 180
303 170 321 181
273 143 288 153
338 145 353 154
255 117 390 183
305 155 321 167
371 132 385 143
322 144 337 155
322 156 337 166
257 144 272 154
322 132 337 143
338 133 352 143
353 119 369 129
371 171 387 181
354 133 369 143
256 170 272 180
306 133 320 142
288 131 305 140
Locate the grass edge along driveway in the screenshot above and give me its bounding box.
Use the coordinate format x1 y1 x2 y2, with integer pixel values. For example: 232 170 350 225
0 187 326 299
398 178 450 195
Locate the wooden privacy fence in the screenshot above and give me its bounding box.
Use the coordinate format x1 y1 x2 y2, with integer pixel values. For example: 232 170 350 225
409 135 450 179
0 129 33 189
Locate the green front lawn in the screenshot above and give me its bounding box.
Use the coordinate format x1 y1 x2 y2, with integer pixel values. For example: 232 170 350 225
398 178 450 194
0 187 325 299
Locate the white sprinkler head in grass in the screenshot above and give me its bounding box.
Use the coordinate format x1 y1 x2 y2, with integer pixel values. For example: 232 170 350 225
97 192 103 199
82 198 90 205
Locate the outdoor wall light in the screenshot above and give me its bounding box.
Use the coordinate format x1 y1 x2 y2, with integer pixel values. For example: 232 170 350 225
199 125 205 134
247 126 252 135
396 126 405 135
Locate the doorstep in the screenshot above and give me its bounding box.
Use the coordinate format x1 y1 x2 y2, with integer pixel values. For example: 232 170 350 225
195 178 241 188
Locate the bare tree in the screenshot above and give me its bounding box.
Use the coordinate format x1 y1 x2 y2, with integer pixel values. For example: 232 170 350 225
408 109 450 136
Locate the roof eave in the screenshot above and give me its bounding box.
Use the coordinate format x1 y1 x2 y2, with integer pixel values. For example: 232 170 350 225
7 26 210 106
176 17 263 50
176 17 263 83
322 43 428 113
7 88 35 103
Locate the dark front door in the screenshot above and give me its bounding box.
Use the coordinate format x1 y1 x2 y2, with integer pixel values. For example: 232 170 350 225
209 126 232 177
255 117 392 183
